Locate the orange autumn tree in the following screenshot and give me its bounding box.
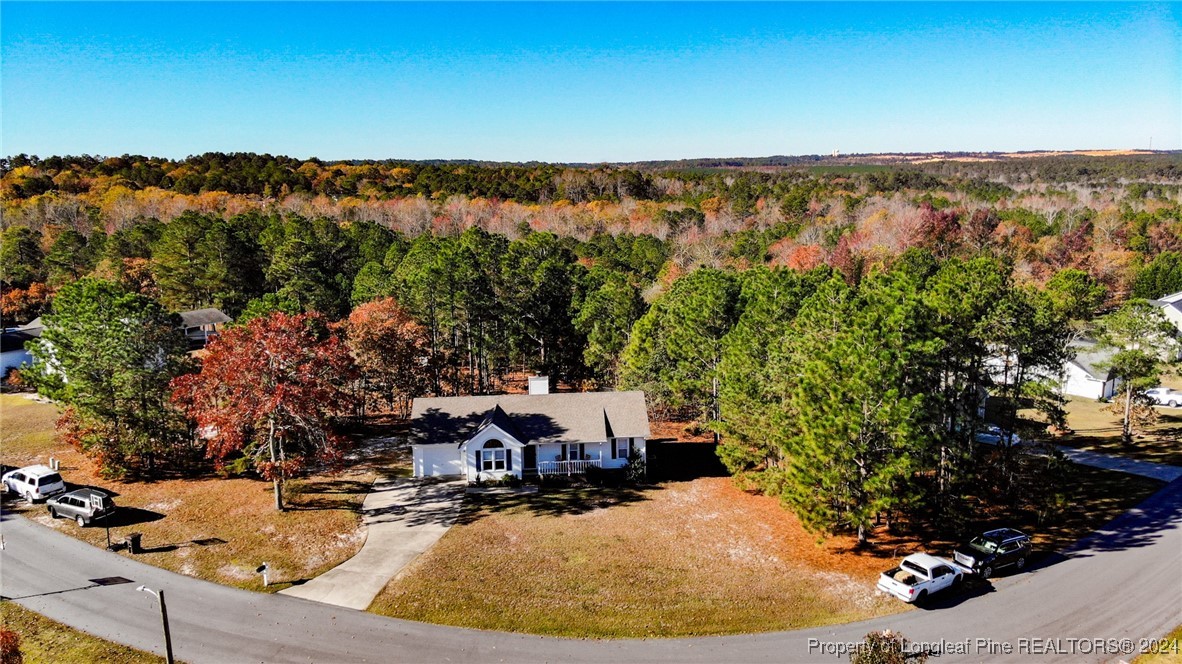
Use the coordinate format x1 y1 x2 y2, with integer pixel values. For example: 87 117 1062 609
345 297 432 417
0 282 49 325
172 312 357 511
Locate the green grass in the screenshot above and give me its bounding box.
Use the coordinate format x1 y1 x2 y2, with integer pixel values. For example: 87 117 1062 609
1 601 161 663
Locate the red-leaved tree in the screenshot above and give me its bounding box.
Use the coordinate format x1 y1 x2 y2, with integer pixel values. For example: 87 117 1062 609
172 312 357 511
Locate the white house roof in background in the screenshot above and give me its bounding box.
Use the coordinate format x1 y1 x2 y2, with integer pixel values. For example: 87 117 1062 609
1068 339 1117 382
410 391 650 447
1158 291 1182 304
1148 298 1182 315
17 317 43 331
178 308 231 328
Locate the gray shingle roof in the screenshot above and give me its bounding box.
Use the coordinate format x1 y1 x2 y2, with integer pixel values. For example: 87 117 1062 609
411 391 650 447
178 308 231 328
1069 339 1116 381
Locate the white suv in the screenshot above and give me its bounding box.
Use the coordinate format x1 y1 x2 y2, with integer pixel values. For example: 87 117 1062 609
1146 387 1181 408
2 465 67 502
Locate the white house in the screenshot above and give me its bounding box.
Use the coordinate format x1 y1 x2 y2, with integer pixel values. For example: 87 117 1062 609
410 376 650 482
0 318 44 377
1149 291 1182 359
1059 339 1119 400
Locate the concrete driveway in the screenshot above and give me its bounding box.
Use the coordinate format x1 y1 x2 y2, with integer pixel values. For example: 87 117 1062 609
279 477 464 609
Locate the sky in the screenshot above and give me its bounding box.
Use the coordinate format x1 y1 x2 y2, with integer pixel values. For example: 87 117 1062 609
2 2 1179 162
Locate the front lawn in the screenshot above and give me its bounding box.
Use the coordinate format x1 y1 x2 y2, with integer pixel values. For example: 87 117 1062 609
1056 395 1182 467
369 478 906 637
0 393 408 592
370 456 1165 638
0 601 160 664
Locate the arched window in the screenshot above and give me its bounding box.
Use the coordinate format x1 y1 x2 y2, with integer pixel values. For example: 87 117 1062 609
480 439 507 471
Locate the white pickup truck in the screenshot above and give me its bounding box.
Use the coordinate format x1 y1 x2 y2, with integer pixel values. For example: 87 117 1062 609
876 553 964 603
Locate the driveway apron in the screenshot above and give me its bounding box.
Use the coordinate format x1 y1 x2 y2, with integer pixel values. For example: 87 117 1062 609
279 477 464 609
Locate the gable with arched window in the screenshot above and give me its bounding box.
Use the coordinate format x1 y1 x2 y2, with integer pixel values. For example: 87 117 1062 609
479 439 511 472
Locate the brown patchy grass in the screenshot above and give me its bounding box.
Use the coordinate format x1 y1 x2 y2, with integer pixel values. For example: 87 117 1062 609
371 455 1164 638
0 393 67 462
1136 625 1182 663
0 601 160 664
371 478 909 637
1054 395 1182 467
0 393 410 592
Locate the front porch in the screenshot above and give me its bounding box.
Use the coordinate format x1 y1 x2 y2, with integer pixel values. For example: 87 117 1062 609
536 454 604 476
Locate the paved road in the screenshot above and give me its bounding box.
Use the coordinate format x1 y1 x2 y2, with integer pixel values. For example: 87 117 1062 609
1056 445 1182 482
3 476 1180 664
280 477 464 609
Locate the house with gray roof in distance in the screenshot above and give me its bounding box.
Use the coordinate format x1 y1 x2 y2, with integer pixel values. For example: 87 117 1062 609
1 317 44 376
410 375 650 482
1059 338 1119 400
178 308 231 348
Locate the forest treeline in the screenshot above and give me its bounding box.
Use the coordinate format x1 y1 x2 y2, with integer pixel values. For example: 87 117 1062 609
7 151 1182 538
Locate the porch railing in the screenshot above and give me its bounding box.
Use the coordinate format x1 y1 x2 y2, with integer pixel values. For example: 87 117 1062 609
536 453 603 476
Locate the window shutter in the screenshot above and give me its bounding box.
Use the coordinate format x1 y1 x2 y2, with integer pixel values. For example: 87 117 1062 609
611 439 618 460
506 449 513 471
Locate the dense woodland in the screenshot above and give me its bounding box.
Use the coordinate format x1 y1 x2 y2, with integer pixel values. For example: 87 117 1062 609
4 151 1182 536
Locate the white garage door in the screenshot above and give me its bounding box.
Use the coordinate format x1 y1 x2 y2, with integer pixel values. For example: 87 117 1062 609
413 445 464 478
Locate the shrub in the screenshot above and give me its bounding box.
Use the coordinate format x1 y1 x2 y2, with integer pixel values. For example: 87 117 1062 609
0 628 22 664
625 449 647 483
850 630 926 664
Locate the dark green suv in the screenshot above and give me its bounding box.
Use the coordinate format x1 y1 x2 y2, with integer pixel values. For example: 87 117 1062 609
952 528 1031 579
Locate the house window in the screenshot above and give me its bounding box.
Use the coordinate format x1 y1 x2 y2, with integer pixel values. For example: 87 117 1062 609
613 438 631 459
481 440 506 471
561 443 585 461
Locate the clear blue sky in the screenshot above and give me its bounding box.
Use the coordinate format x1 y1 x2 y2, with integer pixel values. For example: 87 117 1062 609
2 2 1179 161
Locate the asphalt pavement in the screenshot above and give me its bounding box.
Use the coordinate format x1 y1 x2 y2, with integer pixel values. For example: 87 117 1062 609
3 474 1181 663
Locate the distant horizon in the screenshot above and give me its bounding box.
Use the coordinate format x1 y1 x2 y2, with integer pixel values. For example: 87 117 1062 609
3 2 1178 160
4 147 1174 166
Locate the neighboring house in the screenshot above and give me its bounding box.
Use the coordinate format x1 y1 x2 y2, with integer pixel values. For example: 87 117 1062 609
1 318 44 376
410 376 650 482
179 308 231 348
1059 339 1119 400
1148 291 1182 359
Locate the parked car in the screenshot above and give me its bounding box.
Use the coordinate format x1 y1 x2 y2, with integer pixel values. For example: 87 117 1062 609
876 553 963 603
952 528 1032 579
2 465 66 502
46 488 116 527
1145 387 1181 408
974 425 1023 447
